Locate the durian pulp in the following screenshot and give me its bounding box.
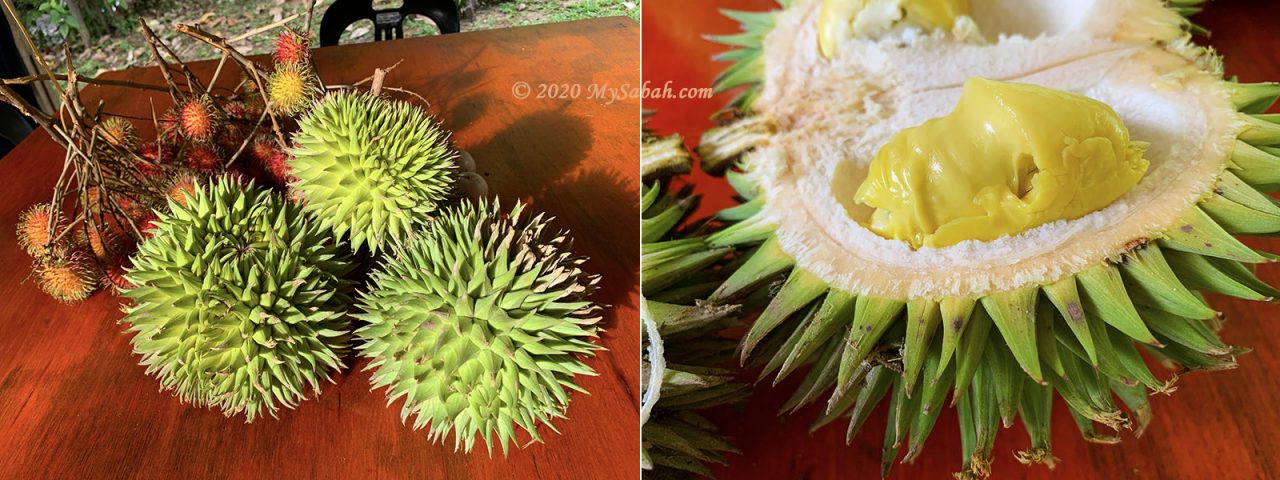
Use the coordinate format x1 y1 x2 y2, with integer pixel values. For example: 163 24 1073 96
818 0 974 57
854 78 1150 249
745 0 1237 299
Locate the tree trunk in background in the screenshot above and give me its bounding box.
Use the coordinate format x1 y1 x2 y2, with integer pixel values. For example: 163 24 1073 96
63 0 92 50
460 0 478 21
2 10 58 114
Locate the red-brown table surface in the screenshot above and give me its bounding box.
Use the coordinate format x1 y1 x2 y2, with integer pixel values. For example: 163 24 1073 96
0 17 640 479
643 1 1280 479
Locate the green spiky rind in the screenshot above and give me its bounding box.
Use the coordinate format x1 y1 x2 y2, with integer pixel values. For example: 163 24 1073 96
120 177 355 422
642 135 745 479
642 299 747 479
708 3 788 113
690 96 1280 477
1168 0 1208 18
642 133 693 181
697 115 774 176
640 180 734 300
355 198 602 456
267 61 320 116
290 91 457 253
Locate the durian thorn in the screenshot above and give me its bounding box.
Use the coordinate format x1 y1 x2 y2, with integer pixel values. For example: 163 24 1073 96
1082 431 1122 444
953 453 992 480
1122 237 1153 256
1150 377 1180 395
1094 410 1132 432
1014 449 1059 469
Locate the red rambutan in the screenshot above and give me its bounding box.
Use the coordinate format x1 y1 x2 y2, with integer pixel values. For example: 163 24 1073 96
185 145 222 173
79 223 121 263
168 176 200 208
178 96 223 143
138 214 161 239
158 110 181 143
138 142 174 177
274 30 310 65
264 150 296 185
104 258 134 291
116 195 152 222
251 136 279 160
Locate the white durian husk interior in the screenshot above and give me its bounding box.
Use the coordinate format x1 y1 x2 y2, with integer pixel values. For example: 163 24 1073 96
750 0 1243 300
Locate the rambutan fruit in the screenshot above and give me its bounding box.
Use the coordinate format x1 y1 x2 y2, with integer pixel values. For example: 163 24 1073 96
138 142 176 177
104 258 134 291
85 186 104 217
167 176 200 208
34 247 100 303
78 222 122 263
274 30 310 65
178 96 222 143
100 240 137 291
137 214 161 239
240 72 260 94
223 100 256 121
251 135 277 161
116 194 152 222
263 150 295 185
267 62 319 116
100 117 139 150
158 110 180 143
184 144 222 173
16 203 64 257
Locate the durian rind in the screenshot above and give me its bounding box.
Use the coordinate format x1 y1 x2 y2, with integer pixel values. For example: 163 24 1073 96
290 91 457 253
121 177 355 422
355 199 601 455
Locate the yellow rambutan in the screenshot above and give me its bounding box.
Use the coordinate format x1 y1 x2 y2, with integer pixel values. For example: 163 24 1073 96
267 63 318 116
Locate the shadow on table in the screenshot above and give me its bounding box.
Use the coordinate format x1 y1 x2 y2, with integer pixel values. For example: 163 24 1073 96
551 166 639 318
468 108 594 192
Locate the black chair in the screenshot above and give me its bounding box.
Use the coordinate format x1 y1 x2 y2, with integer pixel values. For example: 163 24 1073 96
0 16 35 158
319 0 461 47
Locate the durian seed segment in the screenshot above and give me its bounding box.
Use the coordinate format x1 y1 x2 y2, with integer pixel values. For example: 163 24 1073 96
855 78 1150 249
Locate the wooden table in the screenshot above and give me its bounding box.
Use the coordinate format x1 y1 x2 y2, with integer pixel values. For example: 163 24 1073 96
643 1 1280 479
0 18 640 479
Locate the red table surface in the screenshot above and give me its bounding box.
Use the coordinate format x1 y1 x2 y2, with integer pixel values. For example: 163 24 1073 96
0 18 640 479
643 1 1280 479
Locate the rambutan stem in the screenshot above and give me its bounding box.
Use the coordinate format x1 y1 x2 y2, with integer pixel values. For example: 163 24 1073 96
3 73 170 93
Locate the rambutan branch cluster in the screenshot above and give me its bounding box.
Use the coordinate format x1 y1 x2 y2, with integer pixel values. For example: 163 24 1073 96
0 0 372 303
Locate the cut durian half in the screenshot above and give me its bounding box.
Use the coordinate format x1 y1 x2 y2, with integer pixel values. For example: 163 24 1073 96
695 0 1277 477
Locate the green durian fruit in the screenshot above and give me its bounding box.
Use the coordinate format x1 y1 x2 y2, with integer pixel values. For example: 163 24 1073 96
356 198 603 455
641 131 746 479
121 177 355 422
290 91 457 253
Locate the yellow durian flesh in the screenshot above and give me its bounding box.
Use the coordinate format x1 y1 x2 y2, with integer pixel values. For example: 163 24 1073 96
854 78 1150 249
819 0 971 57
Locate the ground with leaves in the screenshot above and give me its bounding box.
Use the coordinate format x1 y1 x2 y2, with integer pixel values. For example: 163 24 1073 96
28 0 638 77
